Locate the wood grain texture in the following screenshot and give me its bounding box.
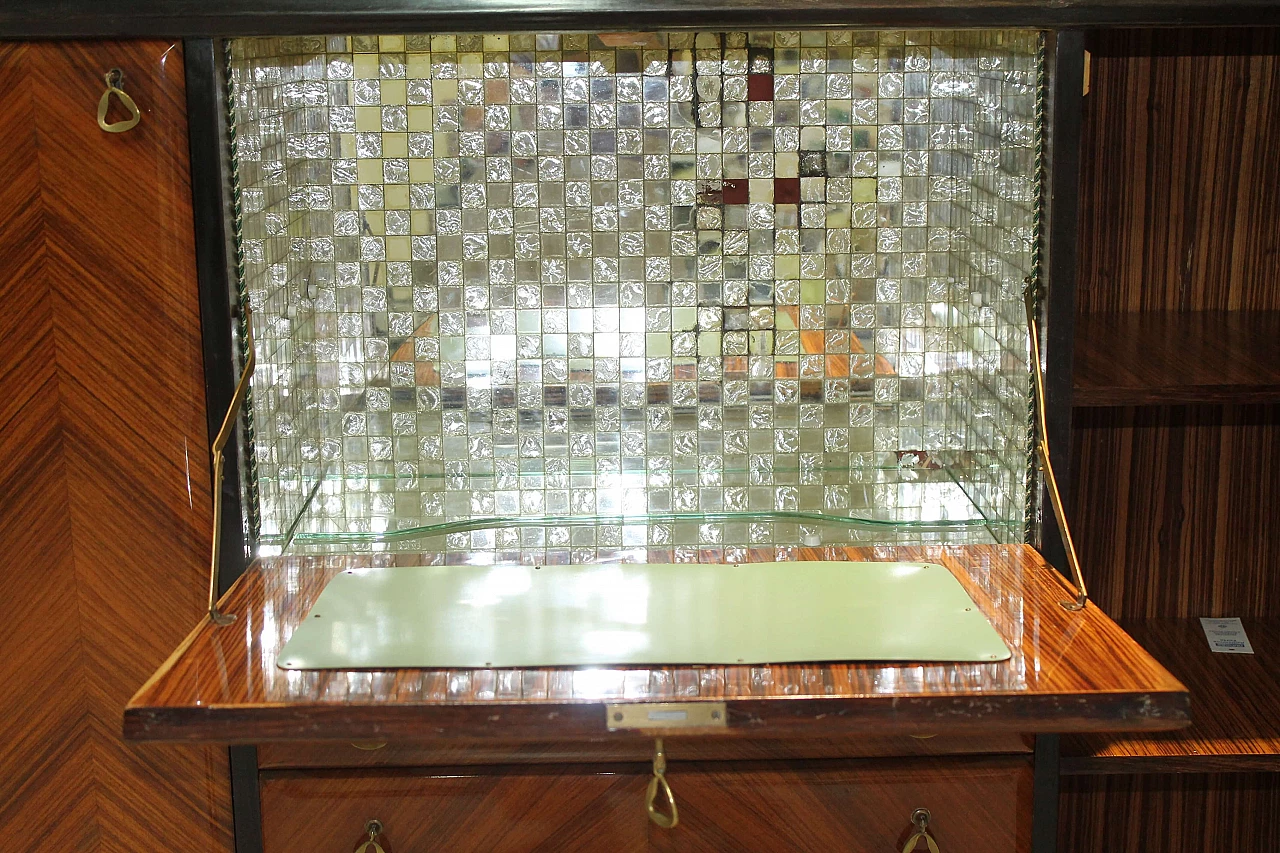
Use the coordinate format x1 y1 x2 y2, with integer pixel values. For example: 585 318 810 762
647 757 1030 853
257 733 1033 770
5 0 1280 38
1062 618 1280 774
259 757 1030 853
1076 28 1280 314
1069 405 1280 619
1059 773 1280 852
1073 312 1280 406
125 544 1188 742
261 766 650 853
0 41 231 851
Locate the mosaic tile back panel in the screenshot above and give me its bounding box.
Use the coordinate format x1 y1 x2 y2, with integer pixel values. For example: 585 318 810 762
228 30 1040 550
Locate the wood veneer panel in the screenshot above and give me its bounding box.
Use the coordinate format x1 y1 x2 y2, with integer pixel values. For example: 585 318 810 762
260 766 651 853
1073 312 1280 405
1062 618 1280 773
1069 404 1280 619
6 0 1280 38
1077 29 1280 314
258 758 1030 853
0 41 231 850
125 545 1188 742
1059 773 1280 852
648 757 1030 852
257 734 1033 770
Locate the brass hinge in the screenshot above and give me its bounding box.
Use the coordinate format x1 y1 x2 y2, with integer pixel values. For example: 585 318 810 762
1083 50 1092 96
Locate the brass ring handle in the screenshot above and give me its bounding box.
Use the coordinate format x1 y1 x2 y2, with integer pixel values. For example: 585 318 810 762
355 819 386 853
645 738 679 828
97 69 141 133
902 808 941 853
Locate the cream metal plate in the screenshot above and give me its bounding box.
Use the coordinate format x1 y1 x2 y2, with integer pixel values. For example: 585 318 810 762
277 561 1011 670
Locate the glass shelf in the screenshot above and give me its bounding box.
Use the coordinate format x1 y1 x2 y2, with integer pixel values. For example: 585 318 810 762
269 464 1010 556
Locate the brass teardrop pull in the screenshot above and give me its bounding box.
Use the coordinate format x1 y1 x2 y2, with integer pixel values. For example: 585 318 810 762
97 68 141 133
645 738 678 829
355 819 386 853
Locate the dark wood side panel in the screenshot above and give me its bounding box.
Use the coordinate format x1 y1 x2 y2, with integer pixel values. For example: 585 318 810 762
1069 404 1280 619
1062 618 1280 773
261 758 1030 853
0 41 231 850
1060 773 1280 852
1077 28 1280 314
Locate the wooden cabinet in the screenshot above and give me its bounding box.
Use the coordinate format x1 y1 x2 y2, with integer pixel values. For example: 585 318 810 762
0 39 231 851
1061 26 1280 850
260 758 1030 853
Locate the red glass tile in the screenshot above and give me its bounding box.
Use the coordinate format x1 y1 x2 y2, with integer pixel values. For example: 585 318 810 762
747 73 774 101
774 177 800 204
722 179 748 205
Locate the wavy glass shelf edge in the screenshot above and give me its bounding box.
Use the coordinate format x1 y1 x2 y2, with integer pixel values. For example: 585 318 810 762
260 515 1013 559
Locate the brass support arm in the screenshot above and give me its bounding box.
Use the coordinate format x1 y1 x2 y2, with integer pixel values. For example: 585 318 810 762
208 309 255 625
1024 283 1088 612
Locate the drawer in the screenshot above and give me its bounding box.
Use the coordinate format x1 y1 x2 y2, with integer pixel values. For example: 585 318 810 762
649 756 1031 852
261 766 649 853
260 757 1031 852
258 734 1033 770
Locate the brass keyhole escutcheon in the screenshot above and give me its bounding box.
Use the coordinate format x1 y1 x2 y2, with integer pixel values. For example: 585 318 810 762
355 819 386 853
902 808 941 853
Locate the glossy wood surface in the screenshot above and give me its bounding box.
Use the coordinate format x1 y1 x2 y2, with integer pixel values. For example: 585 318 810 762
1062 618 1280 774
258 733 1033 770
1060 773 1280 852
4 0 1280 38
1076 29 1280 316
1073 312 1280 406
261 766 649 853
125 544 1188 742
0 40 231 850
1069 404 1280 619
260 757 1030 853
646 757 1030 852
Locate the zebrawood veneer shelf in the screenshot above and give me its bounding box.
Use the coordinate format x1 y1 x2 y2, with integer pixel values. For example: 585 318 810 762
1073 312 1280 406
1062 618 1280 775
124 545 1188 743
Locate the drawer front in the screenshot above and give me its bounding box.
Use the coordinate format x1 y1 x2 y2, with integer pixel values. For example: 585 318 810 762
651 757 1031 852
260 767 650 853
258 734 1033 770
261 757 1030 852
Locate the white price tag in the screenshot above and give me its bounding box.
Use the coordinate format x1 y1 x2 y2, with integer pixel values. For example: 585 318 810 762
1200 617 1254 654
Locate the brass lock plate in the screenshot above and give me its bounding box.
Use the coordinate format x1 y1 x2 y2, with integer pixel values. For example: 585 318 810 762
606 702 727 731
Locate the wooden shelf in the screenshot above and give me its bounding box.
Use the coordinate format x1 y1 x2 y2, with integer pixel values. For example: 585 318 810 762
1073 312 1280 407
1062 618 1280 775
125 545 1188 743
